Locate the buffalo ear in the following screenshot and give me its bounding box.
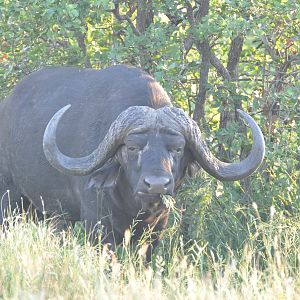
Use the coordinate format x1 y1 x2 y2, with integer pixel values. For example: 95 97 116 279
85 159 121 190
183 148 202 177
187 161 201 177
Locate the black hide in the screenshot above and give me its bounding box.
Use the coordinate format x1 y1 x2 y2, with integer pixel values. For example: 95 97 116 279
0 65 184 260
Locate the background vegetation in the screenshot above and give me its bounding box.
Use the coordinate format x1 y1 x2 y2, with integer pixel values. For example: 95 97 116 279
0 0 299 298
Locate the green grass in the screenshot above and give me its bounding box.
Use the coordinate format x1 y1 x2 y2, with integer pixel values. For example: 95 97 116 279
1 206 300 299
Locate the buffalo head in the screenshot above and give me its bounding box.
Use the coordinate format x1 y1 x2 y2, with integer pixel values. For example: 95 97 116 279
43 105 265 213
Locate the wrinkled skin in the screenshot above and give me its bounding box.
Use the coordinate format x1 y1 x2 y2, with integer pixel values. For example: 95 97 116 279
0 65 264 262
86 129 192 261
0 65 192 261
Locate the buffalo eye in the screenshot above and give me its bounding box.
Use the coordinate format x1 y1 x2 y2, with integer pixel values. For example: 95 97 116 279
127 145 142 152
170 147 183 155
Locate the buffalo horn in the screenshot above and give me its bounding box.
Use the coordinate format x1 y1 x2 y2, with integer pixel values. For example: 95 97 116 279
163 107 265 181
43 105 155 176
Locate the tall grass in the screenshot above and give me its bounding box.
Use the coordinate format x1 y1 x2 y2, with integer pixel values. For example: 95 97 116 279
1 205 300 299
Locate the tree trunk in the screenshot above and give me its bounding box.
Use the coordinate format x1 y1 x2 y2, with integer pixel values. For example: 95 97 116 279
188 0 210 128
76 30 92 69
136 0 153 70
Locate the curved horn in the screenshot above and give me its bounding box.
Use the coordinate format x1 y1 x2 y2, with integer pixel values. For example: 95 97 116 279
163 107 265 181
43 105 155 176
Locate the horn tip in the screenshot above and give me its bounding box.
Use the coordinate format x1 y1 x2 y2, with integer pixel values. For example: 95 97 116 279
56 104 71 117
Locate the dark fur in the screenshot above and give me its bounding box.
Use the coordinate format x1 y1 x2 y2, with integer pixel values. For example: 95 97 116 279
0 65 197 260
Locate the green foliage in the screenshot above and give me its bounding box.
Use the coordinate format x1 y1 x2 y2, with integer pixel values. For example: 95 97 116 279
0 0 299 281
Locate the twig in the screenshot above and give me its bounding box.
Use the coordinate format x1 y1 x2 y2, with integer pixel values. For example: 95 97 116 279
261 35 277 61
112 2 140 36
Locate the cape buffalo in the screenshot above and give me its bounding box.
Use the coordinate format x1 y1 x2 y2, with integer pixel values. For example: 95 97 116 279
0 65 265 261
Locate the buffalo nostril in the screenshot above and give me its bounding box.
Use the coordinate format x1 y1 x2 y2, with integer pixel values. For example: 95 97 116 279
144 176 171 194
162 177 171 187
144 178 151 187
144 176 170 187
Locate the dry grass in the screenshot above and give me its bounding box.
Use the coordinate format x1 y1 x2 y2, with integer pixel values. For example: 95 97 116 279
0 209 300 300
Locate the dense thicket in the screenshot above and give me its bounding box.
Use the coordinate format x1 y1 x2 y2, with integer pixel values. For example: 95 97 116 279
0 0 299 257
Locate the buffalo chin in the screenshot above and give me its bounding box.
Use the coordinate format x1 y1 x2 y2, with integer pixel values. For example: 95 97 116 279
135 193 165 214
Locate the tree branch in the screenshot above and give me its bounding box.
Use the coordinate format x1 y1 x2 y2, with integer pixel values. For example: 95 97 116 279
136 0 153 34
194 0 209 23
209 50 232 81
75 30 92 68
227 35 244 79
189 0 210 125
193 40 210 124
185 1 195 25
209 35 244 82
112 2 141 36
261 35 277 61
